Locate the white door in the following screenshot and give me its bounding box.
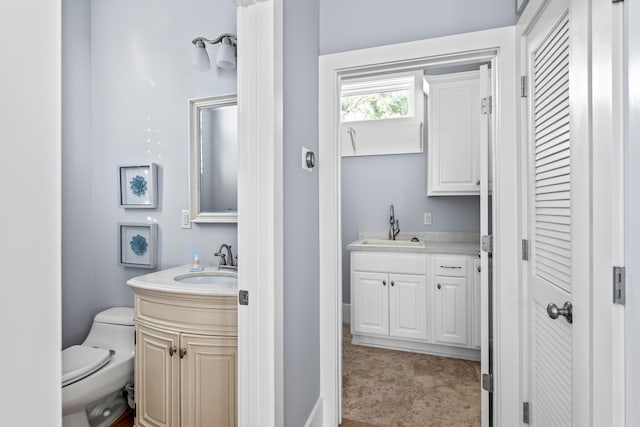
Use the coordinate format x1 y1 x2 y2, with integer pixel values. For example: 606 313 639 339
388 273 427 340
352 271 389 336
524 0 578 424
433 276 468 346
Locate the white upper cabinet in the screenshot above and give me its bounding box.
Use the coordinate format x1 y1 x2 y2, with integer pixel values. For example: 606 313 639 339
425 71 483 196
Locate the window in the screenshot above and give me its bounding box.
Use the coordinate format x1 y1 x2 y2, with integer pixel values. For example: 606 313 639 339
339 71 423 157
340 76 415 122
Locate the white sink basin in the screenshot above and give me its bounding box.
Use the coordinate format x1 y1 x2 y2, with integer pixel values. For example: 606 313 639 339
359 239 426 248
174 272 237 285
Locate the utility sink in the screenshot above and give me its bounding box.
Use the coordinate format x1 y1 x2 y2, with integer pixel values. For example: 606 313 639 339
358 239 427 248
174 271 237 286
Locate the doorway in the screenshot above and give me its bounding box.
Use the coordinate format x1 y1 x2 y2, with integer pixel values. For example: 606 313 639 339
319 27 519 426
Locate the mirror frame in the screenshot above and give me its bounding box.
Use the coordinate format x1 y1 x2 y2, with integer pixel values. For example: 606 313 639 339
188 94 238 223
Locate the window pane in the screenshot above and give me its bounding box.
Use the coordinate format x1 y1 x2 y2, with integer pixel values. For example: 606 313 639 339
341 89 410 122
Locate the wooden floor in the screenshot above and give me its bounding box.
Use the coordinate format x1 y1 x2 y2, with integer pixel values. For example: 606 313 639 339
110 408 134 427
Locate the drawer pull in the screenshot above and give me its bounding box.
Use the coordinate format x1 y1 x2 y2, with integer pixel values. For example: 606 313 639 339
440 265 462 269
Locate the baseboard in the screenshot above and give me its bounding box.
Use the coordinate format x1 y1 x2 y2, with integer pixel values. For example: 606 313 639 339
342 303 351 325
304 396 323 427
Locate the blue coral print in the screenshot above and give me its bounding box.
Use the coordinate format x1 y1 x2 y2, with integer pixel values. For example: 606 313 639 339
129 175 147 196
130 234 148 256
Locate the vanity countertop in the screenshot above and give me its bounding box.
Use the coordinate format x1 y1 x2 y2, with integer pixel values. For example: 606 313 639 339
127 265 237 297
346 231 480 256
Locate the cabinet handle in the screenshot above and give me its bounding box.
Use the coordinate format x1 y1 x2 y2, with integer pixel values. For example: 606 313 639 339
391 281 395 287
477 265 481 273
383 280 387 286
169 346 177 357
440 265 462 269
179 348 187 359
476 179 480 186
437 284 442 290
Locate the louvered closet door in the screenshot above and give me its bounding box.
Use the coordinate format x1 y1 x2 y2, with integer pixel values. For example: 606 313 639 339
526 1 574 426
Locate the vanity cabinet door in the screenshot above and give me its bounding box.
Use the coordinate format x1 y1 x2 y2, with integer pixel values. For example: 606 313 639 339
180 333 237 427
136 322 180 427
352 271 389 337
388 273 428 341
433 276 468 346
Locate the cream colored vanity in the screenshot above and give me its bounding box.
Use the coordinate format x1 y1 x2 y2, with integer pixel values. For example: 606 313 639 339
128 266 238 427
347 234 480 360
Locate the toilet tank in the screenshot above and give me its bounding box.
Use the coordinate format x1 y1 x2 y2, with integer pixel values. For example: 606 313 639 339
82 307 134 354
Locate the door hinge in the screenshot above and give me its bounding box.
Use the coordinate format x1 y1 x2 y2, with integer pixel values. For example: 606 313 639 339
521 76 528 98
481 235 493 253
134 331 136 346
482 373 493 392
523 401 530 424
613 266 626 305
522 239 529 261
481 96 492 114
239 289 249 306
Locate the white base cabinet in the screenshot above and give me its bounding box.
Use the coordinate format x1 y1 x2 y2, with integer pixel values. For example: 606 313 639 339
350 250 480 360
133 289 237 427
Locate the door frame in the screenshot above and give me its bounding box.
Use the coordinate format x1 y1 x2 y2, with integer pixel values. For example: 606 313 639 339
516 0 625 425
235 1 284 426
318 27 519 426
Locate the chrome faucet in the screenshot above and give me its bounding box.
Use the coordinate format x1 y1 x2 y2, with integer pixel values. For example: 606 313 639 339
389 204 400 240
214 243 237 271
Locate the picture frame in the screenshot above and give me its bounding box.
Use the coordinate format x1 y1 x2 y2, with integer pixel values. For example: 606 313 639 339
517 0 529 14
118 163 157 208
119 223 158 269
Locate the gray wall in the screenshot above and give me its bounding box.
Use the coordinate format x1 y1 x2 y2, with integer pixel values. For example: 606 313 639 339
283 0 320 425
62 0 95 349
62 0 238 348
626 0 640 423
320 0 518 54
341 152 480 302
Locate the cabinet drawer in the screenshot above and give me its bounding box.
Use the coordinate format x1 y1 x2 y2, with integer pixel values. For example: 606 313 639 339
434 256 467 277
135 291 237 337
351 252 428 275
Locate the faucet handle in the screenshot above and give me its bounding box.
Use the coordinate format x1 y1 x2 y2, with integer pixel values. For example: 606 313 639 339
214 252 227 265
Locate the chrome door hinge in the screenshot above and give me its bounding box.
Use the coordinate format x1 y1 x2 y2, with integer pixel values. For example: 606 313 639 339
239 290 249 305
522 239 529 261
521 76 528 98
613 266 626 305
523 401 530 424
482 373 493 392
481 96 492 114
481 235 493 253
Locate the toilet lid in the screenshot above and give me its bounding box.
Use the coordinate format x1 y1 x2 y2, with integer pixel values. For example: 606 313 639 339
62 345 111 387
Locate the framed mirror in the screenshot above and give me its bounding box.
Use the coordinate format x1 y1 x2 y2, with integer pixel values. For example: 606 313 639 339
189 94 238 223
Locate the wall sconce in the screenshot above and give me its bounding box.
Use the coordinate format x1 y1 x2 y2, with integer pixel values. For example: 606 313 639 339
192 33 237 71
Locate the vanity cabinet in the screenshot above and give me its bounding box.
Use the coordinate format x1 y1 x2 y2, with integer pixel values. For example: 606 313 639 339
352 271 428 341
432 256 469 346
424 71 481 196
133 289 237 427
350 249 480 360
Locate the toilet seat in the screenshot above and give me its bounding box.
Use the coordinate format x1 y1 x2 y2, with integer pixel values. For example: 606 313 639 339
62 345 112 387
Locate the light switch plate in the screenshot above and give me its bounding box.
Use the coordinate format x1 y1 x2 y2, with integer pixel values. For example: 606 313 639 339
424 212 432 225
181 210 192 229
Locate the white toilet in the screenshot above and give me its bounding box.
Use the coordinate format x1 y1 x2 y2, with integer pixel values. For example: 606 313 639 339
62 307 135 427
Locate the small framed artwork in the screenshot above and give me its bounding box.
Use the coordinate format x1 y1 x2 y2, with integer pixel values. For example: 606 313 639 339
119 163 157 208
517 0 529 14
119 223 158 269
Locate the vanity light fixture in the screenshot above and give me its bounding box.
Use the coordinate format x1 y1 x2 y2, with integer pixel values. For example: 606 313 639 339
191 33 237 71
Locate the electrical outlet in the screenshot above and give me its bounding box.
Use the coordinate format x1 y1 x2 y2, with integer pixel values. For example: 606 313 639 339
181 210 192 229
424 212 432 225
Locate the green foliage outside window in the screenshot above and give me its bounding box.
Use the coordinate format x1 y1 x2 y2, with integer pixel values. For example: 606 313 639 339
341 89 410 122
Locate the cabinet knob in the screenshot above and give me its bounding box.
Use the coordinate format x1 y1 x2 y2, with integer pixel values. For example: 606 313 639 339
383 280 387 286
476 179 480 186
437 284 441 290
391 281 395 287
169 346 177 357
179 347 187 359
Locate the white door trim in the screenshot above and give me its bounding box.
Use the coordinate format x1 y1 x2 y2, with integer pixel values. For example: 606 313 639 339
319 27 518 426
235 1 284 426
